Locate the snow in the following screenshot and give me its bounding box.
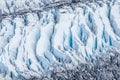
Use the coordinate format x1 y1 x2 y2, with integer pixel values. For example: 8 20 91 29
0 0 120 79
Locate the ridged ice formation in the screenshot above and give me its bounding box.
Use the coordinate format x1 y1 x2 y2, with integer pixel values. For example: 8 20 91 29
0 0 120 79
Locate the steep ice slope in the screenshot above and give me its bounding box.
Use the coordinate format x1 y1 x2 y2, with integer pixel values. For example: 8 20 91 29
0 0 120 79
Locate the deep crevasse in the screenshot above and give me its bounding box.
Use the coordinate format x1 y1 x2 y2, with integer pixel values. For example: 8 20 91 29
0 0 120 79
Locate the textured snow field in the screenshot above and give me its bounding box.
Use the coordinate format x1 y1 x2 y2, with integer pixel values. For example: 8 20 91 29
0 0 120 79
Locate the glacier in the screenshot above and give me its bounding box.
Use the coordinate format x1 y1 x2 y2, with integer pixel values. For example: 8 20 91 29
0 0 120 79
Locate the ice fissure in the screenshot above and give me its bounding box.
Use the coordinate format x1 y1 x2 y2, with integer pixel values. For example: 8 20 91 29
0 0 120 79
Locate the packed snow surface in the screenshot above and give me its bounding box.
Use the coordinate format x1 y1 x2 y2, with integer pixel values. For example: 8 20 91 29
0 0 120 79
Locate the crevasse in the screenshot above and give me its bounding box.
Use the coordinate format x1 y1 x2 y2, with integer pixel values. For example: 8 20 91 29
0 0 120 79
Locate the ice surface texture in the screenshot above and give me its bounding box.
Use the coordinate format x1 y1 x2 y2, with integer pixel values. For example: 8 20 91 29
0 0 120 79
28 48 120 80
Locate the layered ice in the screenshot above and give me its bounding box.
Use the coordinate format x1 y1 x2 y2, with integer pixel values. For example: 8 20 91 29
0 0 120 79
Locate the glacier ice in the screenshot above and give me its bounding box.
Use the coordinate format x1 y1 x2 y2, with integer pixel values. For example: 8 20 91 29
0 0 120 79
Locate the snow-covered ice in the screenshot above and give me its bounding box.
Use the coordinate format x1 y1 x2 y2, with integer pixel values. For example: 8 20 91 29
0 0 120 79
